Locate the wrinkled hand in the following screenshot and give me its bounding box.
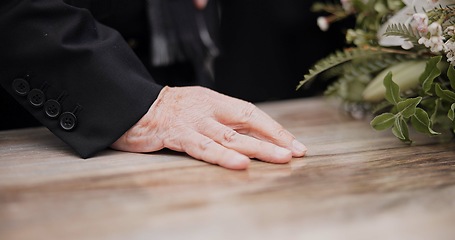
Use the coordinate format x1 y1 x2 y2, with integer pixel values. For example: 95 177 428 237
111 86 307 170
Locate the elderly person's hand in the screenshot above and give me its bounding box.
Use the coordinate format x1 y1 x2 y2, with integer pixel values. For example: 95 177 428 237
111 86 307 170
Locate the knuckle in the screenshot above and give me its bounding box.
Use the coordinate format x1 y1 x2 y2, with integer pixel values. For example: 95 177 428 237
196 138 217 164
198 138 215 151
277 128 288 138
271 128 290 142
239 102 257 124
222 129 238 144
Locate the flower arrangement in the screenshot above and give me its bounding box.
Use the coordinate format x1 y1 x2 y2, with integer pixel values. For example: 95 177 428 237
298 0 455 142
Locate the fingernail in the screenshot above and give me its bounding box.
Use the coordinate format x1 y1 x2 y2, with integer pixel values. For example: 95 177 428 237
274 146 292 159
292 140 307 156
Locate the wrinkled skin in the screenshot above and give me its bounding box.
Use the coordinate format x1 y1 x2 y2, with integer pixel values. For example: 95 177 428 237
111 86 307 170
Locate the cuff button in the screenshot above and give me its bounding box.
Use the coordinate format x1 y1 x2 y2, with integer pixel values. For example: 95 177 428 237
27 89 46 107
12 78 30 96
44 99 61 118
59 112 77 131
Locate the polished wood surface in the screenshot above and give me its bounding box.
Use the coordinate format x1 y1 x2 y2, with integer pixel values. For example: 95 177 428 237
1 97 455 240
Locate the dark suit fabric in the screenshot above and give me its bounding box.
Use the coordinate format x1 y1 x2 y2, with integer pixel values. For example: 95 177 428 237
0 0 162 158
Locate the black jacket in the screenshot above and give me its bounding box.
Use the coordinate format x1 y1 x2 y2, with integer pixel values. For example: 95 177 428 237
0 0 163 158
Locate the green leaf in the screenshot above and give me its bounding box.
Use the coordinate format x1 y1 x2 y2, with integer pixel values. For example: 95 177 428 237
411 108 440 135
435 83 455 103
297 48 389 90
383 23 421 47
431 98 441 123
384 72 402 105
447 65 455 90
362 59 422 102
449 103 455 121
371 113 396 130
392 117 411 142
419 56 442 94
397 97 422 118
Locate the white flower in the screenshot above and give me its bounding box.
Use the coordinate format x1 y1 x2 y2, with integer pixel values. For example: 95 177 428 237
444 26 455 36
418 22 446 52
419 36 445 52
430 36 445 52
377 0 452 48
418 37 426 45
428 22 443 36
401 41 414 49
444 40 455 65
413 13 429 34
317 16 329 31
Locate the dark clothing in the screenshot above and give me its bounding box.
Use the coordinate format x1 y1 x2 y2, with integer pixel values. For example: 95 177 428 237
0 0 346 158
0 0 161 157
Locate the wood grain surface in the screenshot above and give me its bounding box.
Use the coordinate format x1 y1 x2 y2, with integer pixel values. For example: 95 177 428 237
1 97 454 240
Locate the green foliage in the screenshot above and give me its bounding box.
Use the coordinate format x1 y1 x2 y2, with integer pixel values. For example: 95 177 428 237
301 50 454 144
397 97 421 118
435 83 455 102
301 0 455 143
301 50 415 106
448 66 455 89
383 23 422 47
430 98 442 124
449 103 455 121
384 72 402 104
296 48 388 90
392 117 410 142
411 108 440 135
371 113 395 130
370 57 452 142
419 56 442 94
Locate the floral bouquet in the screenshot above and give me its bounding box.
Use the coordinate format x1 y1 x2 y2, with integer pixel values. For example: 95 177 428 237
298 0 455 142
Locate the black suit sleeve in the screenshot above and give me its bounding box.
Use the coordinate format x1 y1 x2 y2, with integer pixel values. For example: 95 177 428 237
0 0 163 158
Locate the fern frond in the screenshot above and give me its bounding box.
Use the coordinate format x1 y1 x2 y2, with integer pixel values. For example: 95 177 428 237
383 23 421 45
323 53 415 101
297 48 388 90
348 53 413 81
